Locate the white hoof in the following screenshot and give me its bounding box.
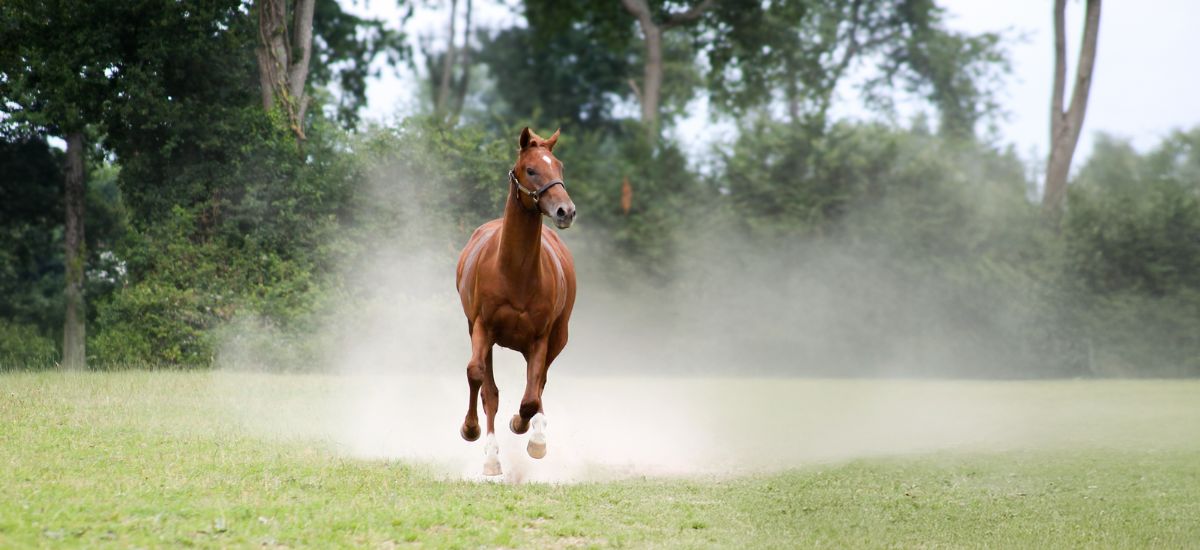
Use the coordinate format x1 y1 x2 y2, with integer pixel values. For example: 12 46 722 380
483 455 502 476
483 434 502 476
527 413 547 459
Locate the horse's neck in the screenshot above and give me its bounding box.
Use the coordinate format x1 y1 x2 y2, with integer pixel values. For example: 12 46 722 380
498 185 543 281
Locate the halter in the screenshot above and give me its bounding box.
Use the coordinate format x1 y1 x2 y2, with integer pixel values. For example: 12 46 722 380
509 169 565 211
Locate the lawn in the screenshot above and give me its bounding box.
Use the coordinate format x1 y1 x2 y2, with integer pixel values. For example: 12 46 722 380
1 371 1198 548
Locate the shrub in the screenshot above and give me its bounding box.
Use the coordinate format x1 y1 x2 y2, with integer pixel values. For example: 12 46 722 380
0 320 58 369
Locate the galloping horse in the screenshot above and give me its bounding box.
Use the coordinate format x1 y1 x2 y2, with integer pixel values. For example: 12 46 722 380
455 127 577 476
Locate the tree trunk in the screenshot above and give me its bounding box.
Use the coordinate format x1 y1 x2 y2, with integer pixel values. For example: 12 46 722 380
450 0 473 121
255 0 315 140
639 23 663 137
62 131 86 371
1043 0 1101 214
621 0 663 140
288 0 315 125
256 0 288 112
435 0 459 119
620 0 712 141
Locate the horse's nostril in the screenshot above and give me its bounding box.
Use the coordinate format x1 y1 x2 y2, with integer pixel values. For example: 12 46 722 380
556 207 567 218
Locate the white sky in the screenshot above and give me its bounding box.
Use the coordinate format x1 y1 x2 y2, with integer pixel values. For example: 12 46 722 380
346 1 1200 165
941 0 1200 160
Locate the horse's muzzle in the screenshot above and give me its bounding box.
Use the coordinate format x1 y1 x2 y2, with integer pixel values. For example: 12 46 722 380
552 203 576 229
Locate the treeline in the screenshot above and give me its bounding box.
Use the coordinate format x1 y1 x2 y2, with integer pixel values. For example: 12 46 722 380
1 1 1196 375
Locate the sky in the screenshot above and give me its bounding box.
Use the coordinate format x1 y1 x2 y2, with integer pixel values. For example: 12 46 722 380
942 0 1200 161
346 0 1200 166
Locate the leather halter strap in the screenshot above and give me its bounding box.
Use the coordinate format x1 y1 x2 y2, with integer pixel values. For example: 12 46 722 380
509 169 564 210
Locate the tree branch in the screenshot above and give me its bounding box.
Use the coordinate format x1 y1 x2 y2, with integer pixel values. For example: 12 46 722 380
826 0 866 91
1050 0 1067 137
1064 0 1101 141
620 0 653 27
662 0 716 30
627 77 643 104
436 0 459 116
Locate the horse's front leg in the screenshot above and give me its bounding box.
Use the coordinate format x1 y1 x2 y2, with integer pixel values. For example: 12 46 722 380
510 337 549 459
463 321 502 476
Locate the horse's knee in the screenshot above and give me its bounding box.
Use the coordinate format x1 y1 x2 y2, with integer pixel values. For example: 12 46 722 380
466 361 484 386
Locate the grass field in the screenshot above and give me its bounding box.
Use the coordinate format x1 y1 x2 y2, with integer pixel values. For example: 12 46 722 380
2 371 1199 548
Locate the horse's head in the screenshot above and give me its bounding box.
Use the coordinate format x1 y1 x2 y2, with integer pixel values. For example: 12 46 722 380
512 127 576 229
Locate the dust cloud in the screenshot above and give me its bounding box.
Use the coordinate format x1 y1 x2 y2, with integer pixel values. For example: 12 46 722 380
210 152 1186 483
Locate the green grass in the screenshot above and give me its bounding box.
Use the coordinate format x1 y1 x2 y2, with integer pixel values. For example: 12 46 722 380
2 372 1199 548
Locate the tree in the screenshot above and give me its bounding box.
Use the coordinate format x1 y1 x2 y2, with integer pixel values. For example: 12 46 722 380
1043 0 1101 214
477 1 636 132
311 0 410 129
0 0 125 369
706 0 1007 135
256 0 317 140
60 132 87 369
619 0 714 138
426 0 473 122
0 137 65 333
895 17 1009 140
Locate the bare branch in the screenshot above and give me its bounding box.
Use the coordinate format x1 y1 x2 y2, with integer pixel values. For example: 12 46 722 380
451 0 473 121
1050 0 1067 138
620 0 656 34
619 0 651 21
1064 0 1101 142
627 77 642 104
1043 0 1101 213
436 0 459 116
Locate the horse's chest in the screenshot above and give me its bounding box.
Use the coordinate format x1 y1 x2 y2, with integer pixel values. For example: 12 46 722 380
490 303 545 349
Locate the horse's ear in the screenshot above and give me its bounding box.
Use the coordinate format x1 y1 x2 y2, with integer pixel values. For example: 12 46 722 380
544 128 560 151
519 127 536 150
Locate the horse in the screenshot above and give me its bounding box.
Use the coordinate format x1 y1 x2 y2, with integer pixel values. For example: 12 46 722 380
455 127 577 476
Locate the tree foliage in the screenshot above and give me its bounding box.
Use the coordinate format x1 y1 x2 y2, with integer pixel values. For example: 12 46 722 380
0 0 1195 377
706 0 1008 134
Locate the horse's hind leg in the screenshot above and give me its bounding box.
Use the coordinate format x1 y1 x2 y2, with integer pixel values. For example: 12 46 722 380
481 349 502 476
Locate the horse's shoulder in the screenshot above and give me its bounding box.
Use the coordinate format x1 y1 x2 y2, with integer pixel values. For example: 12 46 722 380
472 219 503 240
461 220 502 254
540 226 574 262
458 219 502 288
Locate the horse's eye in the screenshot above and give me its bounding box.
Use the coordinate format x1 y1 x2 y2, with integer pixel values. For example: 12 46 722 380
526 167 536 176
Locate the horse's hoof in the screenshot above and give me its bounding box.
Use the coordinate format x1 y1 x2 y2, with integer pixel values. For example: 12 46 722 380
527 436 547 459
482 433 501 476
461 423 480 442
482 456 502 476
510 414 529 435
527 412 547 459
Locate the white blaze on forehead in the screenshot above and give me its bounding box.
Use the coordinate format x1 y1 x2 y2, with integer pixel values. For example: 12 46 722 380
542 154 552 167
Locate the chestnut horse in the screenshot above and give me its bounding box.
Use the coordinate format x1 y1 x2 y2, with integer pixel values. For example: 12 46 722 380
455 127 577 476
